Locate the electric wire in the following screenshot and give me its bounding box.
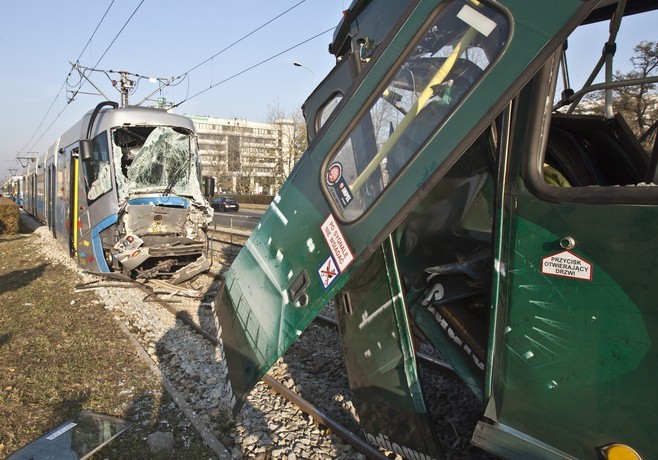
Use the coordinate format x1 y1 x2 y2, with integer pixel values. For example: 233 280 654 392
18 0 116 155
21 0 323 158
67 0 146 105
25 0 145 155
178 0 308 78
172 26 334 108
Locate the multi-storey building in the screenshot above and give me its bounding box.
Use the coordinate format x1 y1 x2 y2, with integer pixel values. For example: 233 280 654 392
188 115 300 195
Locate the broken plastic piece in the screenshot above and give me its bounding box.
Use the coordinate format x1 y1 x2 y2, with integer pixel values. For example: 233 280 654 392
116 247 150 270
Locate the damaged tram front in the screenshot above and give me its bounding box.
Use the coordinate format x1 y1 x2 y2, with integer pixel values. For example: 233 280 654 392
24 101 213 283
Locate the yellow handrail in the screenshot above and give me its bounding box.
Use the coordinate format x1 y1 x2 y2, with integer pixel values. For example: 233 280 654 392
351 27 478 192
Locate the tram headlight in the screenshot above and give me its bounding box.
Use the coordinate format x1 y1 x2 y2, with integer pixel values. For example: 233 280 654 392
601 444 642 460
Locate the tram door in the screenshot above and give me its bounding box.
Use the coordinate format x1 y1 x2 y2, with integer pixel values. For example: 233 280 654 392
475 64 658 459
46 163 56 238
53 145 76 258
69 148 79 258
215 0 594 418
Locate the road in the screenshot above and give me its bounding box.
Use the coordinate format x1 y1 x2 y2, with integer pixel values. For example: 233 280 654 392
212 208 264 230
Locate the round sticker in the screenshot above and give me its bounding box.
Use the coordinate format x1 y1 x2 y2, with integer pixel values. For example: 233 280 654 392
326 162 343 186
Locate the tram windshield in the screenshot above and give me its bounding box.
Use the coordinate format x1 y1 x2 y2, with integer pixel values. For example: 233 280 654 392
112 126 204 203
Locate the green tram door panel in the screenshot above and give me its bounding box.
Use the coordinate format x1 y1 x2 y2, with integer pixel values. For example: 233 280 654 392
214 0 592 414
478 68 656 458
337 236 443 459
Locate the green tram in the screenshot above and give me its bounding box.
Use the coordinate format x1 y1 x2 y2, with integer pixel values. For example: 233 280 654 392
214 1 658 458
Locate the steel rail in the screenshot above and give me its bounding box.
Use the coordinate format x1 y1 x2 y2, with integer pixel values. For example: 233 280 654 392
83 272 391 459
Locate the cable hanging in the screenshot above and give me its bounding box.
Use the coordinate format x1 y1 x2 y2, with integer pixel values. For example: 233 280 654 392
23 0 145 155
172 26 334 108
18 0 117 155
178 0 308 77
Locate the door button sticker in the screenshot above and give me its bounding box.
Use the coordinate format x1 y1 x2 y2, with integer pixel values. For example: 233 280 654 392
326 162 354 208
541 250 592 281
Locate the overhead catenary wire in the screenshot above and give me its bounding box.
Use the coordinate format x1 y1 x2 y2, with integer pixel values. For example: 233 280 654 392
19 0 327 159
172 26 334 109
67 0 146 105
178 0 309 78
18 0 117 155
23 0 145 155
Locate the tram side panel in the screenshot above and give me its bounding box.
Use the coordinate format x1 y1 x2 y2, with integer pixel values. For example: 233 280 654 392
74 131 120 273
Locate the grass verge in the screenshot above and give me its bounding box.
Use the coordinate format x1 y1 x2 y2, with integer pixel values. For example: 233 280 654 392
0 222 215 459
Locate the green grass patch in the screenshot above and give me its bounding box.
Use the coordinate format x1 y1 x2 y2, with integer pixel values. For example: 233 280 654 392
0 229 215 458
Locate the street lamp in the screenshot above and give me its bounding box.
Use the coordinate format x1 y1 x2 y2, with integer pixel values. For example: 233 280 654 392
293 61 317 82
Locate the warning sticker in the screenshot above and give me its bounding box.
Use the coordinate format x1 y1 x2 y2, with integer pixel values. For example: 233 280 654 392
541 250 592 281
321 214 354 271
318 256 339 289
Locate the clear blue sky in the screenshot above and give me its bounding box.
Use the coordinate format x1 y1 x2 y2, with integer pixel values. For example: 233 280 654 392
0 0 345 178
0 1 655 180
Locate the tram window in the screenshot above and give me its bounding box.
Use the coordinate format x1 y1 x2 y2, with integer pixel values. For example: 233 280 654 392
323 0 508 221
85 132 112 201
317 93 343 131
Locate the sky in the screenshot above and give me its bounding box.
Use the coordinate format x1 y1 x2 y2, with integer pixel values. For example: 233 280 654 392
0 1 656 181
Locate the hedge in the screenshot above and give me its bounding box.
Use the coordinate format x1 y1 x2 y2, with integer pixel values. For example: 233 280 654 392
0 197 20 235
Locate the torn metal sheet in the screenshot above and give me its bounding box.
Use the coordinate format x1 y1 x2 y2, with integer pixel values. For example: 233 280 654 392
170 255 210 285
7 411 130 460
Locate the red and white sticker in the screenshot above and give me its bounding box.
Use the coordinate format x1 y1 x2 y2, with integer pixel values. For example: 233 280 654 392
318 256 339 289
541 250 592 281
321 214 354 271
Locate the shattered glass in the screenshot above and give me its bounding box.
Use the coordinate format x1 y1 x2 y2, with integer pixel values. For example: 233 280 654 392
112 143 130 201
87 163 112 201
6 411 130 460
113 126 205 204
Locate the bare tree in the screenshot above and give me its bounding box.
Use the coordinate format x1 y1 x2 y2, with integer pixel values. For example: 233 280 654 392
614 41 658 146
204 136 225 195
569 41 658 149
265 100 308 191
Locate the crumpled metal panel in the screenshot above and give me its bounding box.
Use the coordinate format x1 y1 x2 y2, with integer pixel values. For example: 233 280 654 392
124 204 189 236
170 255 210 284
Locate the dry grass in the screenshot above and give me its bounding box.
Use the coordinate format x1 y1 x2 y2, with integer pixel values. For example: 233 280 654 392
0 221 215 459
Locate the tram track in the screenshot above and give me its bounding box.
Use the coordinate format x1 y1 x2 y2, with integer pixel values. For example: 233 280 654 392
80 270 389 459
71 225 489 459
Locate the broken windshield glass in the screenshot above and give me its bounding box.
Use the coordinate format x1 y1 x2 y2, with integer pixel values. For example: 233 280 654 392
112 126 205 203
